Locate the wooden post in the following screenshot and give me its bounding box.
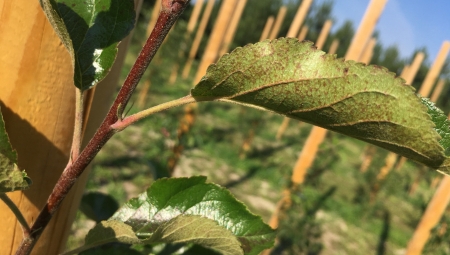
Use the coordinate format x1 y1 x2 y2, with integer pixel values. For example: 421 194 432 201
346 0 388 61
359 37 377 64
286 0 313 38
182 0 215 79
0 0 140 254
315 20 332 50
260 16 275 41
297 25 309 41
328 39 339 54
194 0 238 84
404 43 450 255
406 176 450 255
146 0 161 38
219 0 248 56
137 80 151 109
417 41 450 97
430 79 446 103
186 0 205 33
268 6 287 40
168 0 205 84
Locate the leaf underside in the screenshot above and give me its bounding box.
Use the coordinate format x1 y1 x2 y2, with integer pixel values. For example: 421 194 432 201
70 177 275 255
191 38 450 174
39 0 135 91
0 107 31 193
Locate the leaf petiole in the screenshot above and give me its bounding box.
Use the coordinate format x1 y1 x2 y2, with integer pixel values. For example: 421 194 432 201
111 95 196 131
0 193 30 234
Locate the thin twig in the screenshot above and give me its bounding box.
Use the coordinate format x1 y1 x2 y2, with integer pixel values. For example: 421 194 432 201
15 1 190 254
0 193 30 234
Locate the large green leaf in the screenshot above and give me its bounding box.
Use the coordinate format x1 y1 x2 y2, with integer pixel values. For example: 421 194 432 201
0 107 31 192
66 177 275 255
191 38 450 174
39 0 135 91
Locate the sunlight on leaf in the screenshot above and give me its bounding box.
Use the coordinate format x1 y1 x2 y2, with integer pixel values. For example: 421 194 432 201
39 0 135 91
191 38 450 174
67 177 275 255
0 107 31 193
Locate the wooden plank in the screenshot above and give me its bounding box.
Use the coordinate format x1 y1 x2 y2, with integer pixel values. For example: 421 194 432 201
297 25 309 41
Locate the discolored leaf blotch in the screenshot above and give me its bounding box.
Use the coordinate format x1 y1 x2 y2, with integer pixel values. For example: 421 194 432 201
39 0 136 91
0 107 31 193
191 38 450 174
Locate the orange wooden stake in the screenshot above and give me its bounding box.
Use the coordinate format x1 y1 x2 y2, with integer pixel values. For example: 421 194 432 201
186 0 205 33
286 0 313 38
430 79 445 103
146 0 161 38
297 25 309 41
0 0 140 253
219 0 248 56
406 176 450 255
347 0 388 61
169 0 205 84
417 41 450 97
182 0 215 79
359 37 377 64
328 39 340 54
315 20 332 50
268 6 287 40
137 80 151 109
194 0 238 84
260 16 275 41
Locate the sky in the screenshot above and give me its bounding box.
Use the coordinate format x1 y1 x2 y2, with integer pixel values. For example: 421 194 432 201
317 0 450 64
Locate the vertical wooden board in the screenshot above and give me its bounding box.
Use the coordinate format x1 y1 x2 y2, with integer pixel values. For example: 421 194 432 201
0 1 74 254
315 20 332 50
194 0 238 84
345 0 388 61
417 41 450 97
286 0 313 38
146 0 161 37
268 6 287 40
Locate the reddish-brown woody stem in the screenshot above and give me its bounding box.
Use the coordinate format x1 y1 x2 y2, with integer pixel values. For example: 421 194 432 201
15 1 190 254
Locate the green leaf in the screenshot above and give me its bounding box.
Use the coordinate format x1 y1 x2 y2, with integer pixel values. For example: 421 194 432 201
39 0 135 91
191 38 450 174
0 107 31 193
70 177 275 255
